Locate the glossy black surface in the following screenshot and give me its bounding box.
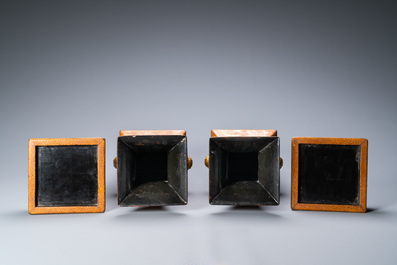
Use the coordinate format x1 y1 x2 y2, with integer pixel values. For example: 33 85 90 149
298 144 360 205
227 152 258 183
36 146 98 207
135 152 168 185
209 137 280 205
117 135 187 206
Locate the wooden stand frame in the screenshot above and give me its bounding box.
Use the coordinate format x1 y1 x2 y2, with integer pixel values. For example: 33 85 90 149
291 137 368 212
28 138 106 214
211 129 277 138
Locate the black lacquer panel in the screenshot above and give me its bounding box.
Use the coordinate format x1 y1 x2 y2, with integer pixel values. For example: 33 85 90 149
36 146 98 207
298 144 360 205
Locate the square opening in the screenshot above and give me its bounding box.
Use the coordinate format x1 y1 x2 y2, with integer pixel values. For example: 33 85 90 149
135 152 168 185
227 152 258 183
298 144 360 205
36 145 98 207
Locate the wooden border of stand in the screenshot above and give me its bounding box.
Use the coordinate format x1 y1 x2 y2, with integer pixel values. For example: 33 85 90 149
211 129 277 137
291 137 368 213
120 130 186 136
28 138 106 214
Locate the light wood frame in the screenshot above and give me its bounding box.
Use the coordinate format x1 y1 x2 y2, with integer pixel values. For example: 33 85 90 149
28 138 106 214
291 137 368 212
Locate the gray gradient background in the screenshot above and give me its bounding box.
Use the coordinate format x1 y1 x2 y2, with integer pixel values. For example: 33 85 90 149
1 1 396 264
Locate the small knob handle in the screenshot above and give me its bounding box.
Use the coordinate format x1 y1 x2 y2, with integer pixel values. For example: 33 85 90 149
204 155 209 168
187 156 193 170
